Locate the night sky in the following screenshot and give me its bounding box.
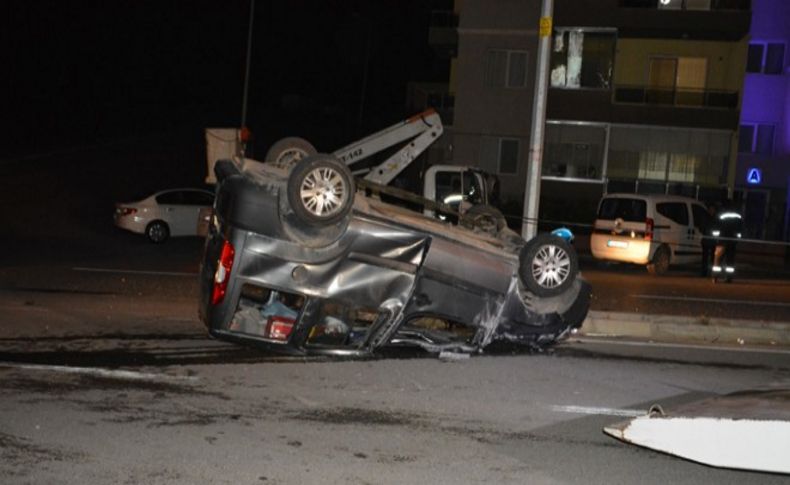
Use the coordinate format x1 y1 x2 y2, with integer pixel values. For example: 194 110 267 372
3 1 448 160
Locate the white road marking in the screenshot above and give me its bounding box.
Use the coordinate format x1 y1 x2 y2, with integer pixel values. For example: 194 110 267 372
571 337 790 355
72 267 197 277
631 293 790 308
550 405 646 417
0 362 198 381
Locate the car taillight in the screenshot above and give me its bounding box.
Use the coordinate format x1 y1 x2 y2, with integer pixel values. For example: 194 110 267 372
211 240 235 305
266 316 295 341
117 207 137 216
645 217 654 241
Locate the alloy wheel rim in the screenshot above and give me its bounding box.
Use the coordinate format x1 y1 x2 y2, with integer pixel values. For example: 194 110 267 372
150 224 166 241
299 167 347 217
532 244 571 288
276 148 309 169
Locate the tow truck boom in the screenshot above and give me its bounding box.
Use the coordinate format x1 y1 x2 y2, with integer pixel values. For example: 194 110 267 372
332 108 444 185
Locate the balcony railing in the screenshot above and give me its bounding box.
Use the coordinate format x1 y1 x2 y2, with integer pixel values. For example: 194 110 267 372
618 0 751 10
614 85 739 109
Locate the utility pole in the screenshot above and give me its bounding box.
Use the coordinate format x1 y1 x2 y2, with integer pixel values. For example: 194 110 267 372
521 0 553 240
241 0 256 131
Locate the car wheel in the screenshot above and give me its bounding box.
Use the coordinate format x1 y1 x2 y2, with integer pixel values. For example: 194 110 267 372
287 154 355 226
146 220 169 243
460 204 507 236
647 245 670 275
265 137 317 170
518 233 578 297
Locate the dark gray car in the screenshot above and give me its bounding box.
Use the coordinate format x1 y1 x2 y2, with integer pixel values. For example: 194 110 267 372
199 155 590 356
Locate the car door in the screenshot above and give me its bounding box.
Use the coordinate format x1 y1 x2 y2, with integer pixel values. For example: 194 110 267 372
176 190 214 236
691 202 712 260
155 190 193 236
655 201 694 263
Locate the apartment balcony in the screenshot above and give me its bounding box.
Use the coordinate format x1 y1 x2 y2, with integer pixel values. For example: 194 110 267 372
428 10 458 57
614 85 739 109
547 87 740 130
555 0 751 41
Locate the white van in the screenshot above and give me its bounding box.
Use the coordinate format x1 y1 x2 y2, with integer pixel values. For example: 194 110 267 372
590 194 713 274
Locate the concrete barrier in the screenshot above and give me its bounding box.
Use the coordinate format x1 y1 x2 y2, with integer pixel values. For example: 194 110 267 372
580 310 790 347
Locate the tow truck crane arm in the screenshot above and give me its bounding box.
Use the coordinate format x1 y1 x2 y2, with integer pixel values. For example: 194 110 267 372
331 109 444 185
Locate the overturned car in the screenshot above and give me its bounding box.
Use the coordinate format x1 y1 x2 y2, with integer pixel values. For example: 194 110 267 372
199 154 590 356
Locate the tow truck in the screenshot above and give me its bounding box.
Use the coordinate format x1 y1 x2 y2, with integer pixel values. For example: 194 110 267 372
207 109 501 226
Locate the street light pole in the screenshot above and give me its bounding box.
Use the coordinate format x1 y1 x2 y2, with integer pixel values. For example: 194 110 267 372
521 0 553 240
241 0 256 131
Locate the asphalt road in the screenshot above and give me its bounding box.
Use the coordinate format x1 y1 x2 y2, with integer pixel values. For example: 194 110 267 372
2 281 789 484
2 149 790 483
0 232 788 483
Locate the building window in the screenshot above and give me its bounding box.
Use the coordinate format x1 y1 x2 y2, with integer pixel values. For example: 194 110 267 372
485 49 528 88
646 56 708 106
498 138 520 174
543 123 607 181
747 42 786 75
550 29 615 89
607 125 731 186
739 123 775 155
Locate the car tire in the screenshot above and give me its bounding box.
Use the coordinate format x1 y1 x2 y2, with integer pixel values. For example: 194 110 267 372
518 233 578 297
265 137 317 170
647 245 670 275
146 220 169 243
460 204 507 236
287 154 355 227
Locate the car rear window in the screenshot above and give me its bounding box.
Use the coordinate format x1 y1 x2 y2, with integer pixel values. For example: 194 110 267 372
597 198 646 222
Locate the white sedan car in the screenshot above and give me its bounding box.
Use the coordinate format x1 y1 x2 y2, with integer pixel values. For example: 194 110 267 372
114 188 214 243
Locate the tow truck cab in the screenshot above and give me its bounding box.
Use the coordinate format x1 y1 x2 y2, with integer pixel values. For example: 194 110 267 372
422 165 498 218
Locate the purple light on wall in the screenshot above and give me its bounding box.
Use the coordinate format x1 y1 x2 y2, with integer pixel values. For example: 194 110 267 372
785 78 790 153
741 0 790 156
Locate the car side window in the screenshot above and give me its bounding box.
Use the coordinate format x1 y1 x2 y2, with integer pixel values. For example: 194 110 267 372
182 191 214 206
656 202 689 226
435 172 463 209
463 171 484 206
156 191 184 205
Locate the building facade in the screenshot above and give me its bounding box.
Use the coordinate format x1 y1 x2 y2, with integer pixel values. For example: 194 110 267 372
736 0 790 241
541 0 750 227
418 0 755 233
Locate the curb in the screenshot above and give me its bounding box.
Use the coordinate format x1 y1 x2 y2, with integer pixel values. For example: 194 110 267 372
580 310 790 347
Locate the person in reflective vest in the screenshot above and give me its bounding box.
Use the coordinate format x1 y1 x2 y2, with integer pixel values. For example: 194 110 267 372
710 208 743 282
